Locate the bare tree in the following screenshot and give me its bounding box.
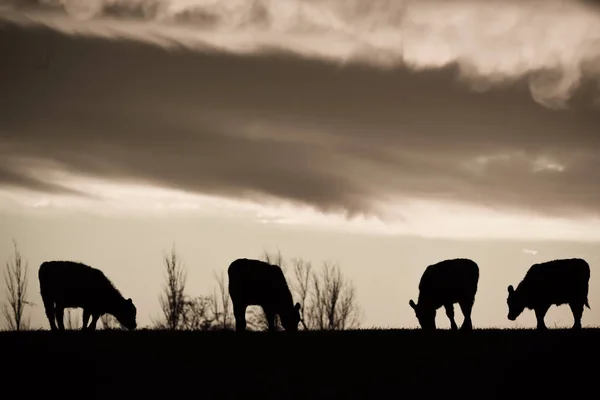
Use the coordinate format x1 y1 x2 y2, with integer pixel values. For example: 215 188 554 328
308 261 361 330
291 257 312 326
2 239 33 331
156 244 187 330
288 258 361 331
261 249 286 272
209 270 233 330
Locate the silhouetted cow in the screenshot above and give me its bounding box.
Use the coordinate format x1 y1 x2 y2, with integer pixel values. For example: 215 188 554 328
409 258 480 331
228 258 302 332
39 260 137 331
507 258 591 330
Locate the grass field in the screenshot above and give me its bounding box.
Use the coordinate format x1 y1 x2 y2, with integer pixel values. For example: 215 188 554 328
2 328 599 399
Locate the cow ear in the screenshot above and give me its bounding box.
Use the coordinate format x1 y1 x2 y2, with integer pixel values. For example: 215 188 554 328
507 285 514 295
409 299 416 309
294 302 301 311
127 298 133 304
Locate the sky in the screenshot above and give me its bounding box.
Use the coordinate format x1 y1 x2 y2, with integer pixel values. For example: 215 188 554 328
1 0 600 330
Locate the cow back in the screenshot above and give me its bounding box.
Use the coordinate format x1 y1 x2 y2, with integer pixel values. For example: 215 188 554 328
39 260 123 311
418 258 479 308
517 258 590 305
228 258 293 309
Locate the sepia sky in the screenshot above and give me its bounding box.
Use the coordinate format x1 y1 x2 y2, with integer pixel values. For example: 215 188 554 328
1 0 600 330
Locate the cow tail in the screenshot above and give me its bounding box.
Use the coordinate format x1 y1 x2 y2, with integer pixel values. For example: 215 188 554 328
585 299 591 309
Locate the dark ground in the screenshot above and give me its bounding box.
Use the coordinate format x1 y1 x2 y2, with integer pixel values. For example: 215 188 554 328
2 328 599 400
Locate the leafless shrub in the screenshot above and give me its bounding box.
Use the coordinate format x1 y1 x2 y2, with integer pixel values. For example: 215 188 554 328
181 295 215 331
2 239 33 331
307 261 361 330
152 246 363 332
65 309 80 330
101 314 123 330
245 306 272 331
153 244 232 331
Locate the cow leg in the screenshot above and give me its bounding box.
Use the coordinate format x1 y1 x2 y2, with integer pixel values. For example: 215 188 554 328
42 297 58 331
82 309 91 331
569 302 584 330
444 303 458 331
88 314 100 331
263 307 276 332
534 305 550 330
233 304 247 332
55 305 65 331
459 300 474 331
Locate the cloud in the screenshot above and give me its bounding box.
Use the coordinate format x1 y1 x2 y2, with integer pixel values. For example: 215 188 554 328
0 163 86 196
1 0 600 108
1 3 600 224
0 154 96 198
522 248 538 255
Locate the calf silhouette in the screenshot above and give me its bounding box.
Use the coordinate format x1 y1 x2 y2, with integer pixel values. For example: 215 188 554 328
39 260 137 331
228 258 302 332
409 258 479 331
507 258 591 330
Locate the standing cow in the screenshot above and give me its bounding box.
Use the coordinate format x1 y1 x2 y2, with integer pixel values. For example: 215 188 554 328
409 258 480 331
228 258 302 332
39 260 137 331
507 258 591 330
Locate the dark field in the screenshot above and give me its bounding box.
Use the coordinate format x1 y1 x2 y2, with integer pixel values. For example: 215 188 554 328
3 328 599 400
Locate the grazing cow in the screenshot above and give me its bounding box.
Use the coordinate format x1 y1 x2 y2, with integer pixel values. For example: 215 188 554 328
39 260 137 331
409 258 480 331
507 258 591 330
228 258 302 332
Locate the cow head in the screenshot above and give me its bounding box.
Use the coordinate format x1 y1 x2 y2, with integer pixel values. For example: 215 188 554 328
506 285 524 321
280 302 302 332
409 299 436 330
114 298 137 330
